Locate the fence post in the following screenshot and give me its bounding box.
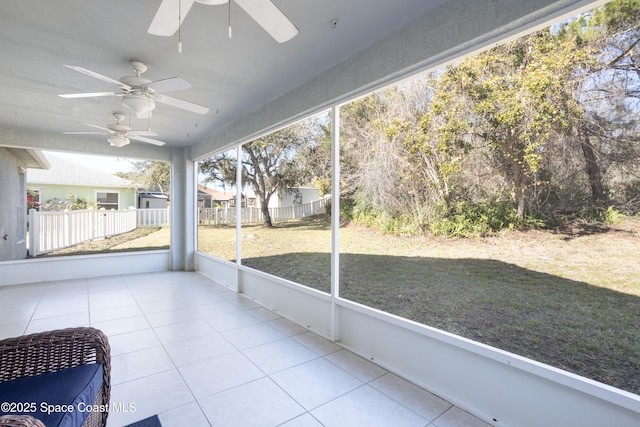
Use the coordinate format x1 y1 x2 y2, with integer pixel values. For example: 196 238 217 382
87 207 94 241
64 210 70 249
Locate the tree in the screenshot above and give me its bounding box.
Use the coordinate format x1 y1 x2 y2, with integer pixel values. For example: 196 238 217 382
332 0 640 234
117 161 171 194
332 0 639 234
339 80 462 232
340 94 408 217
561 0 640 206
199 123 316 227
428 28 596 220
295 117 332 196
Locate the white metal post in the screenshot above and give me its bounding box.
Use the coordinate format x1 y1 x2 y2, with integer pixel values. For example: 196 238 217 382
331 104 341 341
236 144 242 265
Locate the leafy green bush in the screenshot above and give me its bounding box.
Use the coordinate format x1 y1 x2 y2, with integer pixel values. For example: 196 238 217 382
342 197 553 237
325 196 356 220
353 210 421 235
427 199 547 237
578 205 622 225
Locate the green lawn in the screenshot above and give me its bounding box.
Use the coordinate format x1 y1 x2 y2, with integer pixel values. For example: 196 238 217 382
198 215 640 394
45 215 640 394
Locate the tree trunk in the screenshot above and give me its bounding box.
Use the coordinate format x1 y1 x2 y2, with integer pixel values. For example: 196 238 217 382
259 196 273 227
261 205 273 227
577 122 607 205
515 186 526 220
505 132 526 221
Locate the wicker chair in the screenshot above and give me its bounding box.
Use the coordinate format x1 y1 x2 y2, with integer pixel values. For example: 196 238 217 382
0 415 45 427
0 328 110 427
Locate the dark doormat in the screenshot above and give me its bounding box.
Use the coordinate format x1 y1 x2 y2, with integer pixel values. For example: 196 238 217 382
124 414 162 427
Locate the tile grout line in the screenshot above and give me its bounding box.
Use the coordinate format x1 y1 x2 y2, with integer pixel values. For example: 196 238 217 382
23 281 50 335
124 278 242 427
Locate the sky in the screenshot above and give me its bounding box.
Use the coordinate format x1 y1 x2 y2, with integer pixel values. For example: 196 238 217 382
44 151 136 175
44 151 220 187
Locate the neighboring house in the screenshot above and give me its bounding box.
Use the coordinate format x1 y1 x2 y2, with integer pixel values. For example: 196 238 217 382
261 187 320 209
0 147 49 261
229 189 257 208
27 153 138 211
197 186 212 208
198 185 236 208
138 192 169 209
198 185 319 209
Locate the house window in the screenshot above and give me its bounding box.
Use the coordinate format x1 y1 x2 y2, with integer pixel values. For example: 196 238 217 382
96 191 119 210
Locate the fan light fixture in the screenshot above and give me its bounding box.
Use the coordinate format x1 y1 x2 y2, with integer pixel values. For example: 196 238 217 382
107 135 130 147
122 94 156 114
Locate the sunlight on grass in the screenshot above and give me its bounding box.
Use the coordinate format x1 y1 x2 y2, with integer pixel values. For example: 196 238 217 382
197 214 640 394
44 215 640 393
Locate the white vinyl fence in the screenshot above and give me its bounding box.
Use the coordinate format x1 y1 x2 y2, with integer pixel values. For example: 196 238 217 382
199 196 330 225
137 208 170 228
28 197 325 256
28 208 170 257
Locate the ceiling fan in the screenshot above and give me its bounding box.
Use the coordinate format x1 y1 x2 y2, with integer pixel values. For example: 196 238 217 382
58 60 209 117
148 0 298 44
63 113 166 148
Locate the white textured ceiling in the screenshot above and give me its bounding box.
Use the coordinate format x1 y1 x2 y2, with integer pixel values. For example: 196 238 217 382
0 0 445 151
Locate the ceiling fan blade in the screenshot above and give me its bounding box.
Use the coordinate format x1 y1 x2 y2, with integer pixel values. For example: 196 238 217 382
83 123 111 131
63 65 130 89
63 132 105 135
129 130 159 137
197 0 228 5
145 77 191 93
155 94 209 114
58 92 120 99
148 0 196 36
234 0 298 43
129 134 166 146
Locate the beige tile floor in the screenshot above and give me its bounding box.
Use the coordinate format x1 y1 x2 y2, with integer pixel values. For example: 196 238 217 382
0 271 491 427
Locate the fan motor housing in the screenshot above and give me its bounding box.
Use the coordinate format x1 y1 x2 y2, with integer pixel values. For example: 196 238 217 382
107 124 129 132
120 76 152 92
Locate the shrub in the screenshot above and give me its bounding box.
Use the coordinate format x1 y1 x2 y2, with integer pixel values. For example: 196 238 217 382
41 193 96 212
325 195 357 221
578 205 622 225
428 199 546 237
340 196 552 237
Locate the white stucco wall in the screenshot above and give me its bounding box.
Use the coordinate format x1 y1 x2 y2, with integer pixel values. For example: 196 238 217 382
28 183 137 211
139 195 168 209
266 187 320 208
0 147 27 261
